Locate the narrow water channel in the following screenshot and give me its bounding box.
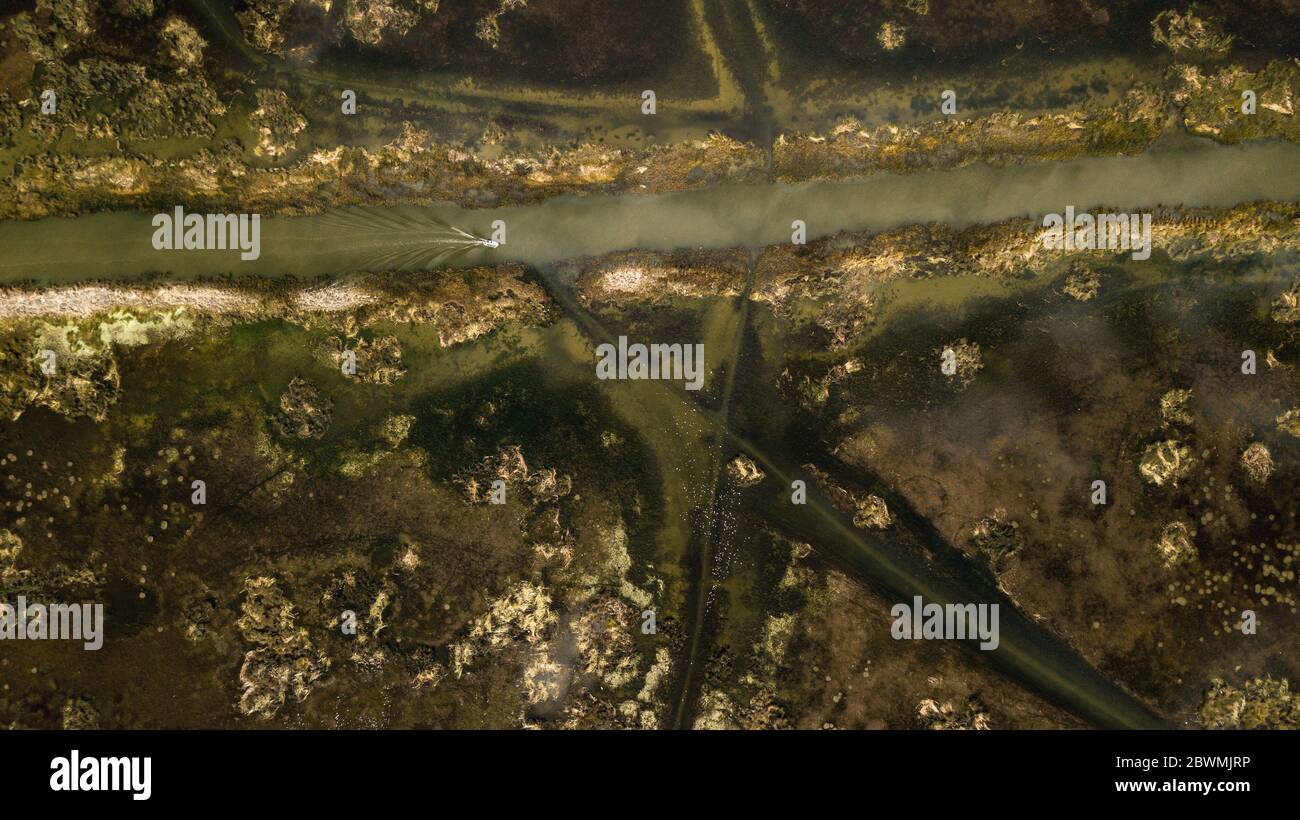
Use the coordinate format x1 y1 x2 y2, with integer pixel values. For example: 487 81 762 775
2 136 1298 284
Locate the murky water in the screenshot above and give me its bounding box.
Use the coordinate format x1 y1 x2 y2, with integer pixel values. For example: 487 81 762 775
5 0 1297 733
3 136 1299 284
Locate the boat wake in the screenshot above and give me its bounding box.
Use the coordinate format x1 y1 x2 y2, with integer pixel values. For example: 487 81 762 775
316 208 498 271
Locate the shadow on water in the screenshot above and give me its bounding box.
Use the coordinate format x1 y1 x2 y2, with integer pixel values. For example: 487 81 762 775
528 256 1170 728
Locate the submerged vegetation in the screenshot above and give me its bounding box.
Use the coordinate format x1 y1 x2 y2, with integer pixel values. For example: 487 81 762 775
1 0 1299 730
4 195 1298 728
